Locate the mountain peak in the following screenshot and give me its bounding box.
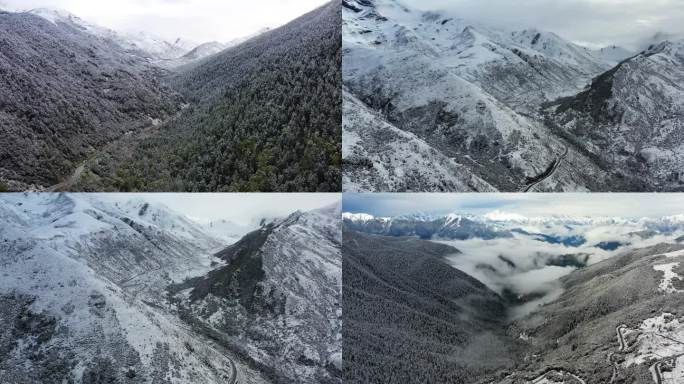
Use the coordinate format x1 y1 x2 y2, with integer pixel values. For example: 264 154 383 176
28 7 79 23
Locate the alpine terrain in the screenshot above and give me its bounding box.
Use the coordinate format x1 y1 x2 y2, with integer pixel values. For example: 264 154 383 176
344 211 684 383
342 0 683 192
0 0 341 192
0 194 342 383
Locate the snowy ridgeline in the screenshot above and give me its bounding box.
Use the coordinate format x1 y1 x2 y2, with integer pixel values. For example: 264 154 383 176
0 194 342 384
23 8 264 67
342 0 684 192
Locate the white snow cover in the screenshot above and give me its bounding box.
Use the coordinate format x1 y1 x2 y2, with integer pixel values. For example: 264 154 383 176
342 212 388 222
176 202 342 383
27 8 198 63
0 193 260 383
341 0 616 192
624 313 684 369
654 263 684 293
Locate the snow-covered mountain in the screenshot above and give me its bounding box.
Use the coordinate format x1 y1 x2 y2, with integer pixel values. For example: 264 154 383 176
545 39 684 191
180 42 227 61
343 210 684 247
26 8 275 69
123 32 197 61
342 0 683 192
171 203 342 383
170 28 273 67
226 27 272 48
0 9 183 191
27 8 198 63
0 194 341 383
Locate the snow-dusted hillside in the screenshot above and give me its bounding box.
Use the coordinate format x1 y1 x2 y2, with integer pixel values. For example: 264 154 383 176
171 203 343 383
0 194 341 383
26 8 276 69
0 194 258 383
342 0 682 192
343 90 497 191
27 8 199 64
545 39 684 191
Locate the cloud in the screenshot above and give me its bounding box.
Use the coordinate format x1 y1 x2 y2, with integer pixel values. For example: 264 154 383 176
438 221 684 318
1 0 329 42
401 0 684 49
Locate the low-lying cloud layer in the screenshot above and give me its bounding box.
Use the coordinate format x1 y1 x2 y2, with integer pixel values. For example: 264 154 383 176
402 0 684 50
438 219 684 318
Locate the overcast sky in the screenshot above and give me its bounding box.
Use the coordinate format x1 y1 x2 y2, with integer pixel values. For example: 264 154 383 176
101 193 340 226
0 0 328 43
344 193 684 219
403 0 684 50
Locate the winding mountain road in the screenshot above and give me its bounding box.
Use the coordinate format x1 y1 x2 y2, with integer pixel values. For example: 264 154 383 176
531 369 587 384
523 146 569 192
617 324 629 351
45 105 189 192
651 362 665 384
613 323 684 384
46 163 85 192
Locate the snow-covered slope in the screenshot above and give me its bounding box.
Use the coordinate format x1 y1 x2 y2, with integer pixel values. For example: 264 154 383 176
171 203 343 383
0 194 321 383
343 0 682 192
344 0 611 110
181 42 227 61
343 90 496 192
201 218 254 244
342 0 614 192
126 32 196 60
27 8 197 63
225 27 272 48
545 39 684 191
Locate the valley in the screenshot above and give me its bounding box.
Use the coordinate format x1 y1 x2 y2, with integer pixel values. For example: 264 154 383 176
342 0 684 192
0 1 341 192
343 209 684 383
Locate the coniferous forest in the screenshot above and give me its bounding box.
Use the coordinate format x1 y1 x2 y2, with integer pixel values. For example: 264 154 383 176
102 1 342 192
0 1 341 192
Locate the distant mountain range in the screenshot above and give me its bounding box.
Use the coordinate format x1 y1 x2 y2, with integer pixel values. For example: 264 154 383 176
342 0 684 192
343 212 684 383
26 8 269 66
0 1 340 192
0 194 341 383
343 211 684 243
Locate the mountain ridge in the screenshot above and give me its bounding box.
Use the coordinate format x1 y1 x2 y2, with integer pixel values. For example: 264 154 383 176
343 0 683 192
